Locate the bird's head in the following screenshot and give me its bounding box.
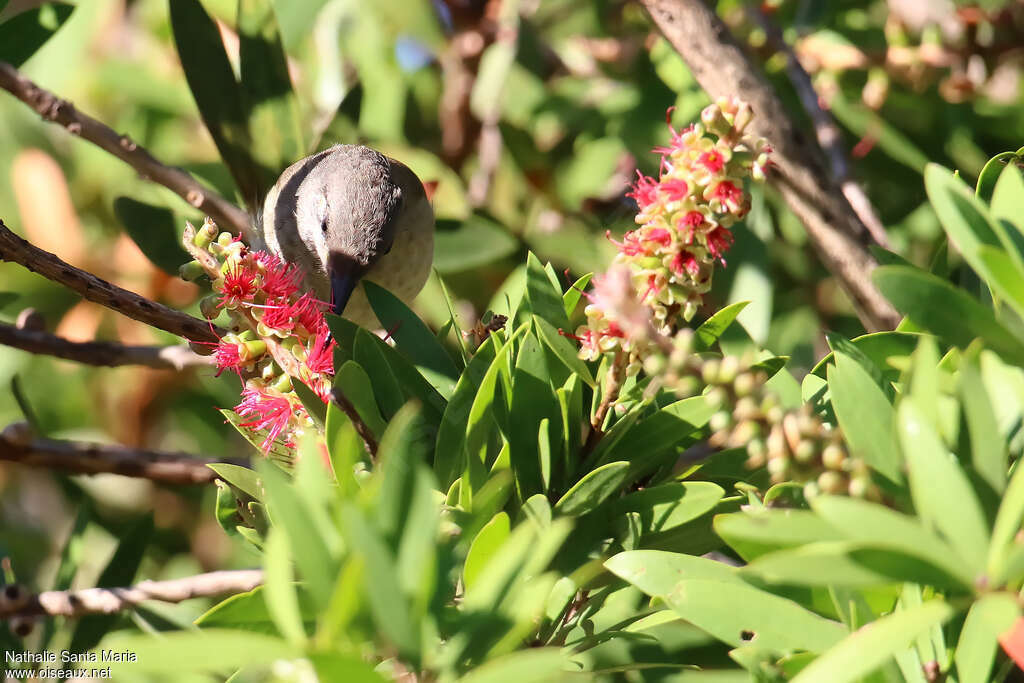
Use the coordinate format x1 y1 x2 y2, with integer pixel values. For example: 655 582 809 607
290 146 429 315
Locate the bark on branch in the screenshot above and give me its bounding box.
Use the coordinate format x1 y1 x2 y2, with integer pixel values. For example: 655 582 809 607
0 61 251 237
638 0 900 331
0 425 247 485
0 219 223 344
0 321 215 370
0 570 264 619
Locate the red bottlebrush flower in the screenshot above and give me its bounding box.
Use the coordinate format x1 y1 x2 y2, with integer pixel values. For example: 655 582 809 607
293 292 328 335
677 211 704 240
698 150 725 173
236 387 294 451
671 251 700 278
654 123 696 156
627 171 660 210
305 326 336 377
260 298 299 333
219 261 259 308
644 228 672 248
712 180 743 204
606 230 645 257
605 322 626 338
660 178 689 202
214 341 243 377
258 252 301 300
705 226 734 263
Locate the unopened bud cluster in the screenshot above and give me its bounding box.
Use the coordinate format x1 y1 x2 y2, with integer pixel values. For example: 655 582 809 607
180 219 335 453
649 329 882 502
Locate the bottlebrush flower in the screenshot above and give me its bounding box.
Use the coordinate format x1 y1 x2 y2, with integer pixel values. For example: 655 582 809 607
181 218 338 456
571 98 770 367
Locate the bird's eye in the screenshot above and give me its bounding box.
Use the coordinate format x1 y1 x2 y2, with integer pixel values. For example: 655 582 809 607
320 218 328 234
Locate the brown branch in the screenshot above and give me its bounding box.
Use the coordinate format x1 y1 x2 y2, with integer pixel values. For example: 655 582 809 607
750 8 890 248
0 321 215 370
0 424 248 485
582 350 628 456
638 0 899 332
0 219 223 344
0 570 264 619
330 388 378 459
0 61 251 237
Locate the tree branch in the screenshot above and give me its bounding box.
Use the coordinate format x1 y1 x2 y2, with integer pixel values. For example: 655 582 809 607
0 570 264 619
0 321 215 370
0 424 247 485
749 8 890 248
0 61 251 237
0 219 223 344
638 0 899 331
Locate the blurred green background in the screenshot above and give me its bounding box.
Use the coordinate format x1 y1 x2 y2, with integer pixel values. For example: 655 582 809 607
1 0 1022 666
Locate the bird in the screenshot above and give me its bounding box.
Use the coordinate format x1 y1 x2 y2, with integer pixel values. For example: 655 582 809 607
254 144 435 328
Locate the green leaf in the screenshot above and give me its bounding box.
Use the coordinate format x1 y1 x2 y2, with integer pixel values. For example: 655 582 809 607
954 594 1020 682
364 280 459 392
827 354 901 484
196 585 317 636
508 331 562 498
113 198 191 276
338 500 420 661
958 349 1007 495
562 273 592 319
925 164 1006 274
68 515 152 654
0 3 74 67
553 461 630 516
605 550 741 597
976 244 1024 319
810 496 974 590
695 301 750 351
238 0 305 189
744 542 950 587
990 160 1024 238
988 455 1024 585
597 397 714 477
714 510 842 562
259 461 338 606
375 402 434 545
99 629 296 675
533 316 595 387
221 409 294 463
521 252 570 330
791 601 955 683
309 653 386 682
292 379 327 430
170 0 260 205
873 266 1024 365
334 360 388 437
464 512 511 590
665 579 848 652
612 482 724 535
207 463 262 500
432 215 519 274
456 649 567 683
977 151 1022 203
353 328 406 419
435 335 499 488
0 292 17 309
898 399 990 577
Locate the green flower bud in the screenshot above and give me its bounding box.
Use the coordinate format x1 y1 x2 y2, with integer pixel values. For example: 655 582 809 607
179 260 205 282
199 294 221 320
193 222 219 249
709 410 732 433
217 231 234 247
702 359 722 385
746 438 767 468
733 371 757 397
240 340 267 362
794 439 817 463
274 373 293 393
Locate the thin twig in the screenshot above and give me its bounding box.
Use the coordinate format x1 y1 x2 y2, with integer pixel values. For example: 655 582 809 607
638 0 899 332
329 388 378 458
0 61 251 237
582 350 627 456
0 219 223 344
0 425 248 485
749 8 890 248
0 321 215 370
0 569 264 619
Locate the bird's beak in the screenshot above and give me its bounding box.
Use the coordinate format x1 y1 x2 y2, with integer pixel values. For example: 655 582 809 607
328 252 361 316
